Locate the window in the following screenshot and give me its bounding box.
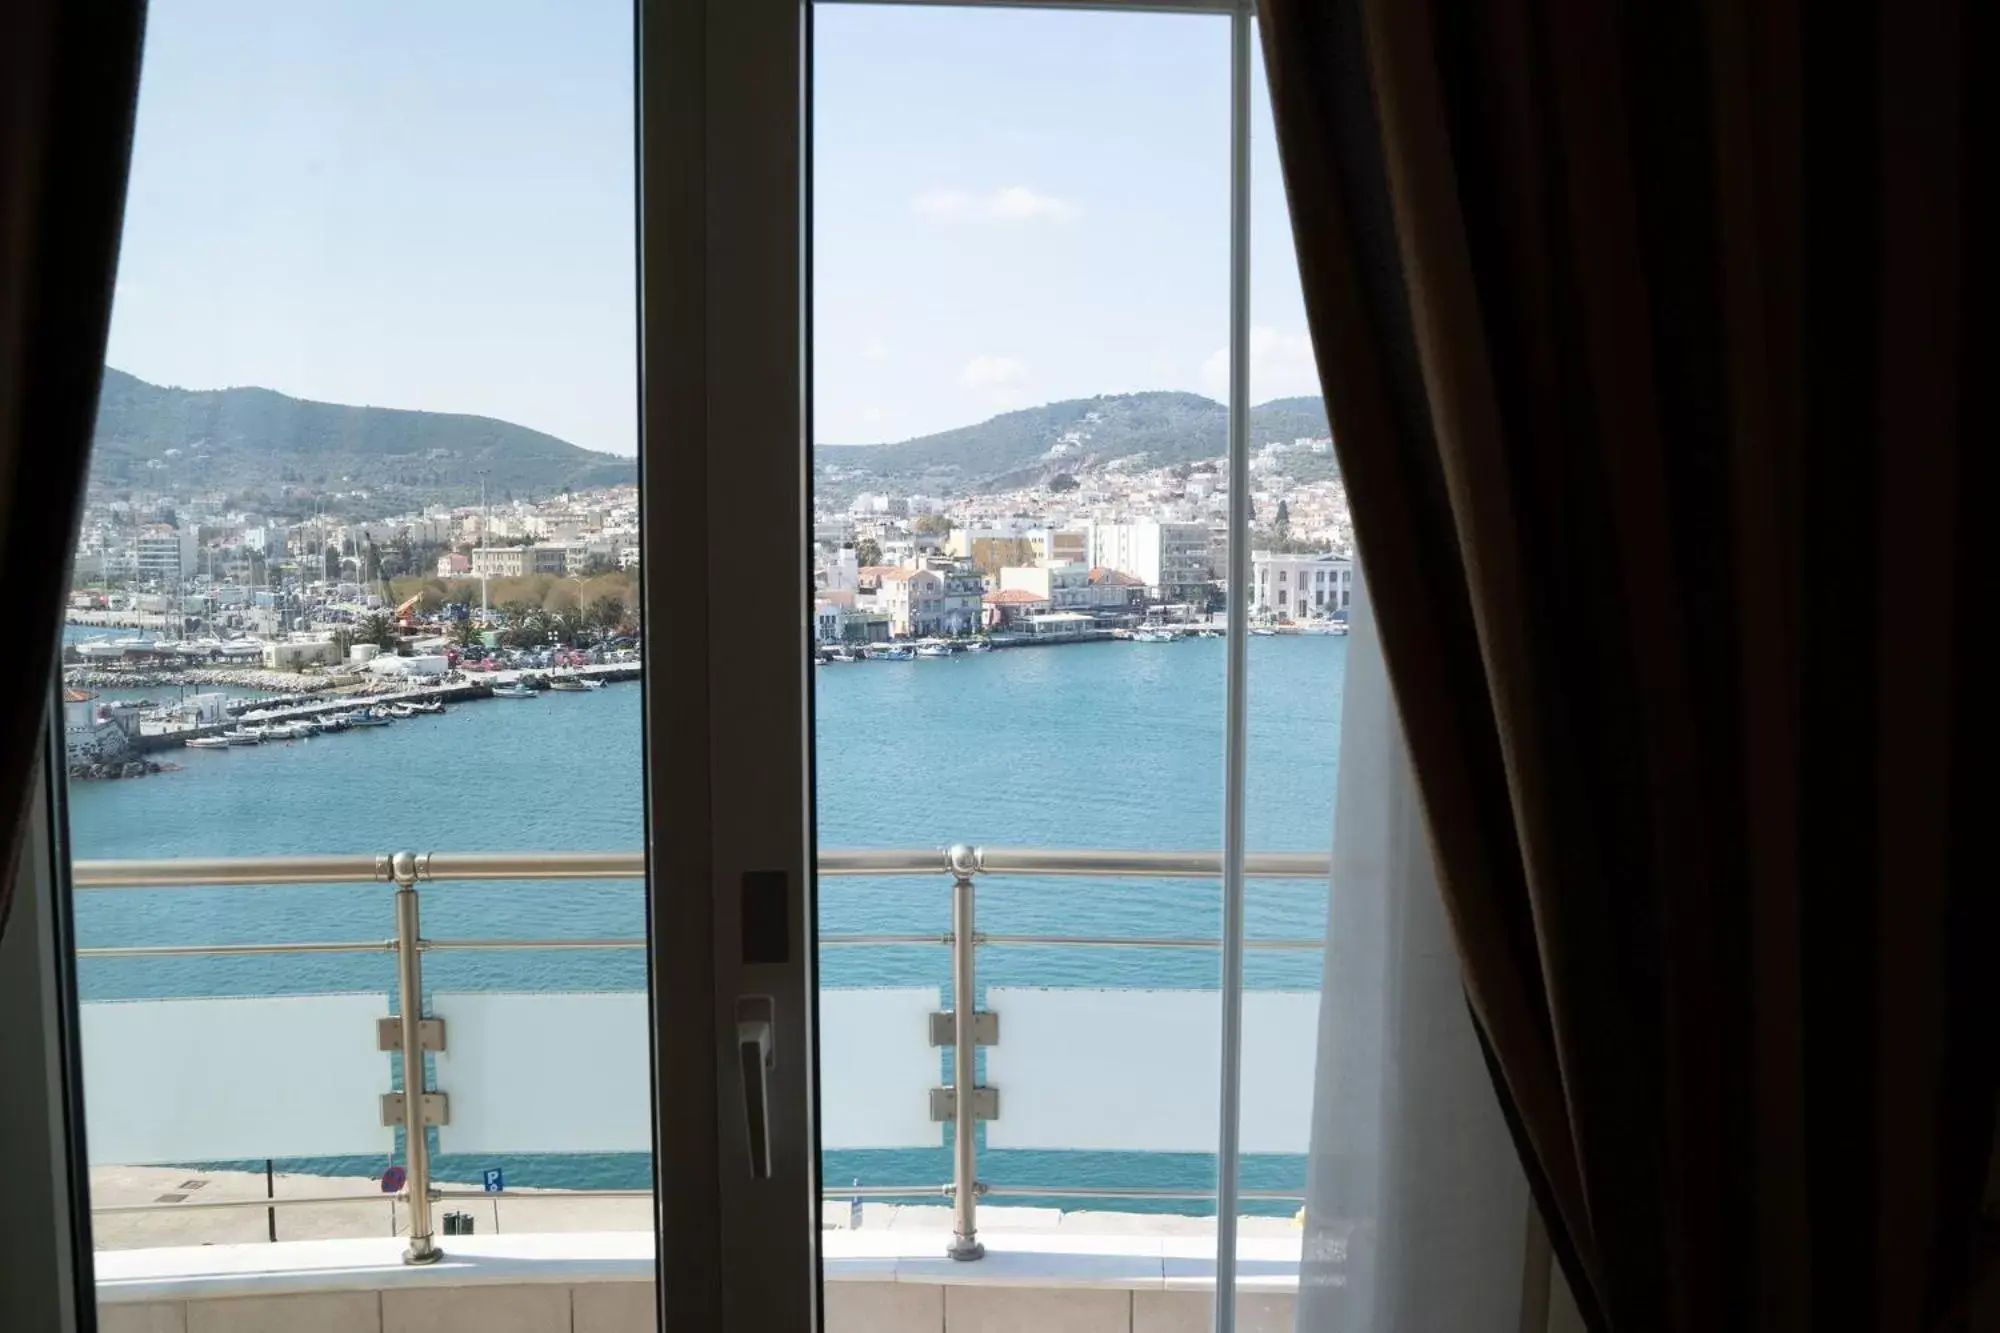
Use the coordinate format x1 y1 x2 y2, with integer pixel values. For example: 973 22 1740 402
61 0 652 1273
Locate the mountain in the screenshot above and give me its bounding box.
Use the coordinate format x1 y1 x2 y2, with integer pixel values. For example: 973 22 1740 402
90 369 635 499
815 391 1331 493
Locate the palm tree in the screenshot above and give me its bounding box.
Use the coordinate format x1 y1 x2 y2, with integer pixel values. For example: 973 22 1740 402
356 613 395 649
450 616 479 650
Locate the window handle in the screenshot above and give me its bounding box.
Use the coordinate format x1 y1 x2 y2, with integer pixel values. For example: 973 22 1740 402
736 998 775 1179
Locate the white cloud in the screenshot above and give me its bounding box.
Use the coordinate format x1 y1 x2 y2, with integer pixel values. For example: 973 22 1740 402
959 354 1030 408
914 188 974 218
1200 327 1321 401
913 186 1077 223
986 186 1076 221
859 337 891 362
959 354 1028 389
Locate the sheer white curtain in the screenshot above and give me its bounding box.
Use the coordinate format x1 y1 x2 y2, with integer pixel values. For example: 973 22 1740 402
1294 572 1537 1331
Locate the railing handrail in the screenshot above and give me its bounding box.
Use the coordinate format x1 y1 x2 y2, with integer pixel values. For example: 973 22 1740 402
71 845 1333 1259
71 846 1333 889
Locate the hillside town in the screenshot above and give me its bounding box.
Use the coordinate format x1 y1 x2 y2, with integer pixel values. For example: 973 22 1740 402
813 434 1356 644
66 429 1357 659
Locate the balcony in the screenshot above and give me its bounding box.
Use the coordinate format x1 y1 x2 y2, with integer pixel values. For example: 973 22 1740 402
78 847 1328 1333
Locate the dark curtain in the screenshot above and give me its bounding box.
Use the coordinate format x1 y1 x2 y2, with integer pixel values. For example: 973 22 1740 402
0 3 147 938
1258 1 1987 1330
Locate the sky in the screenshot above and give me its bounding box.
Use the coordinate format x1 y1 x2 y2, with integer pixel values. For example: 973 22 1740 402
105 1 1318 458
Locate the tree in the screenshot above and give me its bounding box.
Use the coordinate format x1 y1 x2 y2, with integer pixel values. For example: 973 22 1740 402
356 613 396 650
1048 473 1080 493
1274 499 1291 538
542 582 582 616
451 616 480 649
910 514 953 536
854 537 882 567
586 594 628 635
970 537 1035 578
321 546 341 582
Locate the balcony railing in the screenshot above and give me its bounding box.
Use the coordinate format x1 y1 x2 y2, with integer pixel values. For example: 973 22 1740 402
71 847 1331 1263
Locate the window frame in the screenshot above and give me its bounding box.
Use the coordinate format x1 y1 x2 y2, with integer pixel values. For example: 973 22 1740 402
16 1 1267 1330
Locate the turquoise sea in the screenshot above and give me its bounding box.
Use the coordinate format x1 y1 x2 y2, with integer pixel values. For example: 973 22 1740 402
65 636 1345 1210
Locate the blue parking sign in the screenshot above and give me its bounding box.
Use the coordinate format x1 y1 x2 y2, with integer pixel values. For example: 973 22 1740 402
483 1167 505 1193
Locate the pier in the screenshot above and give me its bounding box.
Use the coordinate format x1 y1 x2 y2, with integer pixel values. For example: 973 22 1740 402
122 662 643 754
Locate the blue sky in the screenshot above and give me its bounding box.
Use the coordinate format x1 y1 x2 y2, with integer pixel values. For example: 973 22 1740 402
105 1 1317 458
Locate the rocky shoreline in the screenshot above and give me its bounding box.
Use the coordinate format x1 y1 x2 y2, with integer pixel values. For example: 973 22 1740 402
68 758 179 781
64 665 399 695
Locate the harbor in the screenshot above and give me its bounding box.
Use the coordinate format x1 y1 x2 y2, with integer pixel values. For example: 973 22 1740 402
122 663 639 755
66 632 1344 1203
62 645 643 776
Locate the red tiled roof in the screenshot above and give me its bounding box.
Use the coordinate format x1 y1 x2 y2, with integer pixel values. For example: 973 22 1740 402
1086 566 1144 586
983 588 1049 605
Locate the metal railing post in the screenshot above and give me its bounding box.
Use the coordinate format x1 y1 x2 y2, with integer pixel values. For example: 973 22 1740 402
391 851 441 1264
946 844 984 1261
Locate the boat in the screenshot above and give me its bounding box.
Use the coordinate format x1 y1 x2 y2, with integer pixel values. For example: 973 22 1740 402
964 639 992 653
1250 627 1278 637
546 676 602 691
184 735 231 750
873 647 914 662
384 703 419 719
1196 630 1222 639
222 729 262 746
490 682 539 699
407 697 447 712
1131 630 1174 643
916 643 953 658
342 710 391 728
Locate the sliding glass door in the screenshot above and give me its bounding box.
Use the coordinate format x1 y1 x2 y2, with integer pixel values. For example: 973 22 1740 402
22 2 1372 1331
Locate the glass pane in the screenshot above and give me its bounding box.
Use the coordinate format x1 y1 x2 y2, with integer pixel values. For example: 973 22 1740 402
64 0 651 1290
813 3 1235 1327
1225 32 1342 1330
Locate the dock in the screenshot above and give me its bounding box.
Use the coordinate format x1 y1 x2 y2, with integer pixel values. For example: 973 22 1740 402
128 663 643 754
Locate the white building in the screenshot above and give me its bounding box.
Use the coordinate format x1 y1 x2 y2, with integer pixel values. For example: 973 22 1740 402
918 556 984 634
262 639 341 671
133 526 197 586
818 546 859 595
874 568 943 638
999 562 1091 612
1086 520 1211 601
366 654 449 678
471 545 568 578
1250 551 1353 619
813 599 846 644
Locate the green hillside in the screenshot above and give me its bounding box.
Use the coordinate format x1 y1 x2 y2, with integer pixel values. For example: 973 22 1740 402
90 369 635 498
815 391 1331 492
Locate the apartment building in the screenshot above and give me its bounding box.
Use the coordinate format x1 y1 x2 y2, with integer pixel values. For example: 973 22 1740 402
133 525 196 586
920 556 988 634
998 562 1091 611
1086 520 1211 601
874 567 944 638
